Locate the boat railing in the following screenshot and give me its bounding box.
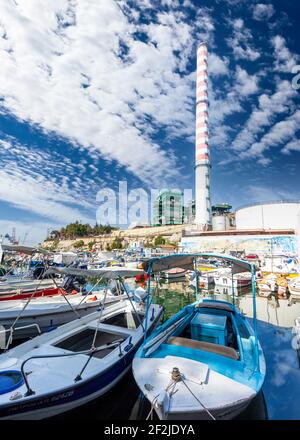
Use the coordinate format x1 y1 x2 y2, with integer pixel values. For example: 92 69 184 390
0 324 42 350
20 337 126 396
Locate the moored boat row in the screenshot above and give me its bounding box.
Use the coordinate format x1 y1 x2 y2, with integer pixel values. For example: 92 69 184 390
0 251 288 420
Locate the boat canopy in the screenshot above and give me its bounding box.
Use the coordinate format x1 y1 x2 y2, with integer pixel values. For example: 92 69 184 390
142 253 254 274
0 244 49 256
44 266 145 279
142 255 195 273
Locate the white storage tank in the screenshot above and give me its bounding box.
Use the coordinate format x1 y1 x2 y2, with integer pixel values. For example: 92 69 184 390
212 204 232 231
235 201 300 230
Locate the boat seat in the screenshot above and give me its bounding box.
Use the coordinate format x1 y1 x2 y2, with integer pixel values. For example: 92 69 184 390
168 336 240 360
195 302 234 313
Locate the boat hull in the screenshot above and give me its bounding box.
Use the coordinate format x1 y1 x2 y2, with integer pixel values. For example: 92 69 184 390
154 397 252 420
133 356 257 421
0 293 126 339
0 305 163 420
0 355 133 420
0 287 63 302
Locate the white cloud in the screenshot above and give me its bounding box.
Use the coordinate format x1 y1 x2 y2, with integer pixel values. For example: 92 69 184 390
230 80 297 153
226 18 261 61
208 53 229 77
271 35 299 73
234 66 260 96
0 164 93 224
282 139 300 155
0 136 96 224
242 110 300 159
253 4 275 21
246 184 299 203
0 0 216 186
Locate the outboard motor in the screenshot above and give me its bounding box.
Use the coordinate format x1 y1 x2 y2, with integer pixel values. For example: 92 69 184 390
32 266 46 279
108 279 125 296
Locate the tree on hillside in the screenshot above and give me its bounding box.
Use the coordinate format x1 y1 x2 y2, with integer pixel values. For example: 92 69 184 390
73 239 85 249
88 240 96 251
47 222 119 240
111 237 123 249
154 235 166 246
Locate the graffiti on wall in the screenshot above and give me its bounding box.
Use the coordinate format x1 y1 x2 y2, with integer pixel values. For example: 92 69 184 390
180 235 298 255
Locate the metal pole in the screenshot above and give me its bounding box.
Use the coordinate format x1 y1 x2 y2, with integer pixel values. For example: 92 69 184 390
231 270 235 306
75 276 104 309
143 265 152 342
50 275 81 318
120 278 144 331
5 275 46 349
251 265 260 372
194 258 199 301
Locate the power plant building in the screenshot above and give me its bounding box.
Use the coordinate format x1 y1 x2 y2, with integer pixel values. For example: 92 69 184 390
153 190 183 226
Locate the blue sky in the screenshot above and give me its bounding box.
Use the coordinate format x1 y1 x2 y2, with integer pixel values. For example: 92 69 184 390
0 0 299 244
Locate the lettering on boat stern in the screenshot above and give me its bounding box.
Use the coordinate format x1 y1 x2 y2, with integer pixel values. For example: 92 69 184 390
104 424 196 437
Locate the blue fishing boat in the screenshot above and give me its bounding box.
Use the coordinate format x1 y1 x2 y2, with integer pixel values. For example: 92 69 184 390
133 253 266 420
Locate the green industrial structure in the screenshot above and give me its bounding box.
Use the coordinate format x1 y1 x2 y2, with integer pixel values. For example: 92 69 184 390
153 191 195 226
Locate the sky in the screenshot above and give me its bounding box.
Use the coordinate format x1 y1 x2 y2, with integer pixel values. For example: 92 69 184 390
0 0 299 244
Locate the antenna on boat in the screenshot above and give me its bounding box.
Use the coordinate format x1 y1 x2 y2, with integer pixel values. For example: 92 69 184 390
251 263 260 372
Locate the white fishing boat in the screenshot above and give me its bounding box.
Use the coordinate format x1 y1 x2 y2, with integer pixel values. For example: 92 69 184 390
133 253 265 420
87 259 123 270
0 278 59 295
257 273 278 295
213 268 251 289
288 278 300 302
162 268 187 280
0 244 60 301
0 268 163 419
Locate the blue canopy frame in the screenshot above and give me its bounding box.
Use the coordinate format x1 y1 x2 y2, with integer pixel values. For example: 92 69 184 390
143 252 260 372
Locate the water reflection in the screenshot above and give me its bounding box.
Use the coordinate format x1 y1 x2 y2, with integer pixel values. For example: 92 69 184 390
153 278 300 328
149 278 300 420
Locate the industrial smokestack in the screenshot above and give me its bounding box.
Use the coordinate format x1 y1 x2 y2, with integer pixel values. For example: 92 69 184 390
195 42 212 227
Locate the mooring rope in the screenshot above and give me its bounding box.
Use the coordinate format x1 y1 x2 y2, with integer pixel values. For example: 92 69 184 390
145 367 216 421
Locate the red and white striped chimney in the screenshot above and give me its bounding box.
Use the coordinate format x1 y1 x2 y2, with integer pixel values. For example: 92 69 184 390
195 42 211 227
